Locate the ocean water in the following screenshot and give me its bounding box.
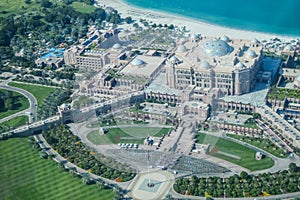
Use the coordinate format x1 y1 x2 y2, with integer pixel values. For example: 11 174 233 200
124 0 300 37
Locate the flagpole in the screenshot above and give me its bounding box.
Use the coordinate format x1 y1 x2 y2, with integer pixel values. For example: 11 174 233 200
147 150 151 186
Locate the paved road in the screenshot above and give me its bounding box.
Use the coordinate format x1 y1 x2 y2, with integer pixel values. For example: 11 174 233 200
0 78 37 124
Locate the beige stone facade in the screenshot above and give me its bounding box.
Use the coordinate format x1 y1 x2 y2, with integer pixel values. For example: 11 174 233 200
63 29 125 70
166 36 263 97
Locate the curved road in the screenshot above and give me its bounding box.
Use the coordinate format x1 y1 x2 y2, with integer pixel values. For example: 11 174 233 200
0 78 37 124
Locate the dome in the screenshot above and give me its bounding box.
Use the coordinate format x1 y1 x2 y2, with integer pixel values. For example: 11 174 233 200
198 61 212 70
251 38 259 44
113 43 121 49
178 38 186 44
191 34 199 39
246 50 257 58
235 62 246 69
202 39 233 57
131 59 145 66
60 103 68 110
177 45 187 53
284 45 294 51
170 56 179 63
220 35 230 42
256 152 262 156
99 72 104 78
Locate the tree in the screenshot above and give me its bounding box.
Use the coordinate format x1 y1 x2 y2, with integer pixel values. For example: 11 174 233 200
41 0 53 8
168 24 174 29
133 23 139 28
240 171 248 180
124 16 132 24
164 194 174 200
96 179 106 189
82 176 93 185
58 160 65 169
253 113 261 119
39 150 48 159
289 162 298 173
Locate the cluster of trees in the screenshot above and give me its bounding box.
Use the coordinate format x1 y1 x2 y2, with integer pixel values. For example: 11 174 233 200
0 90 22 111
174 167 300 198
0 0 120 66
42 125 136 181
37 89 72 119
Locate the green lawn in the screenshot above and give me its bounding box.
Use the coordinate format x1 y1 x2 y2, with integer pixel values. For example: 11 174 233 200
0 138 114 200
87 127 171 144
0 115 28 130
197 133 274 171
8 82 56 106
227 134 288 158
0 89 29 119
71 2 96 13
0 0 41 17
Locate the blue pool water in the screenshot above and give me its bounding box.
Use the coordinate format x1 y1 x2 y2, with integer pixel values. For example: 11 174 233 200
124 0 300 37
41 48 65 59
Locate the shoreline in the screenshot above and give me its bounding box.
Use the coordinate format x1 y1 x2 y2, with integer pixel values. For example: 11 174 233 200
97 0 296 41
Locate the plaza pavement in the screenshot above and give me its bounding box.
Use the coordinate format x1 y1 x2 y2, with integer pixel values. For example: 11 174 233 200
127 169 175 200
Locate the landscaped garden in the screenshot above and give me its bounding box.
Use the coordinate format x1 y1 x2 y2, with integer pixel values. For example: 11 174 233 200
196 133 274 171
0 89 29 119
227 134 288 158
43 125 136 182
8 82 72 119
267 87 300 101
87 127 172 144
174 164 300 198
8 82 56 106
0 137 114 200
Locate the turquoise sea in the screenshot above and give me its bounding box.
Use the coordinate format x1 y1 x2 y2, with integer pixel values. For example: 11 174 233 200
124 0 300 37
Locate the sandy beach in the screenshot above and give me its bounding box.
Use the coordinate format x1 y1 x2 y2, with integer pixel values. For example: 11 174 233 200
97 0 295 41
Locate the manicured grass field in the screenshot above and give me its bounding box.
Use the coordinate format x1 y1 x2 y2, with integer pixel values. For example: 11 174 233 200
87 130 111 145
0 0 41 17
8 82 56 106
197 133 274 171
87 127 171 144
71 2 96 13
0 115 28 129
228 134 288 158
0 138 114 200
0 89 29 119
